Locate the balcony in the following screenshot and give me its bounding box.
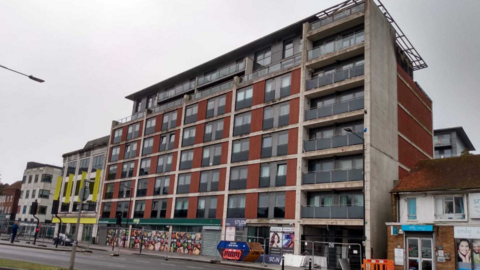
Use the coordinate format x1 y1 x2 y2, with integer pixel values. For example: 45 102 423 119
434 138 451 147
305 97 364 122
301 205 364 219
240 53 302 84
306 65 364 91
158 81 195 103
152 99 183 114
189 80 234 101
310 3 365 31
302 168 363 185
304 132 363 152
114 111 144 126
198 62 245 87
307 31 364 62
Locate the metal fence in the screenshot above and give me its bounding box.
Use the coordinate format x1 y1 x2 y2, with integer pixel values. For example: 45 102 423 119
0 221 56 244
296 240 363 270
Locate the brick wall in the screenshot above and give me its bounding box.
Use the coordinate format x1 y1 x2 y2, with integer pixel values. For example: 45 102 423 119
398 136 430 169
252 81 266 106
245 193 258 219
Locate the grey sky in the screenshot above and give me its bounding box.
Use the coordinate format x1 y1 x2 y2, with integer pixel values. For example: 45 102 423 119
1 0 479 184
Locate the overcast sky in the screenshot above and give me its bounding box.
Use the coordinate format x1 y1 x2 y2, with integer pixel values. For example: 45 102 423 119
1 0 479 184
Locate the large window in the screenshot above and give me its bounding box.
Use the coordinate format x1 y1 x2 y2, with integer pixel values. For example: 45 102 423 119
139 158 151 176
142 138 154 156
230 166 248 190
67 161 77 176
124 142 137 159
127 122 140 140
175 198 189 218
151 200 168 218
41 174 52 183
254 48 271 71
108 165 117 180
232 139 249 163
234 112 251 136
261 131 288 158
145 118 156 135
134 201 145 218
137 179 148 197
260 162 287 187
236 86 253 110
202 144 222 167
92 155 105 171
157 154 173 173
118 181 132 198
263 102 290 130
111 147 120 162
160 133 175 152
105 183 114 199
177 174 191 194
116 201 129 218
102 203 111 218
39 189 49 199
180 150 194 170
185 104 198 124
227 194 246 218
200 170 219 192
162 111 178 131
434 196 465 220
182 127 196 147
79 158 90 174
121 162 135 178
197 196 217 219
113 129 123 143
408 198 417 220
154 177 169 196
204 119 224 142
206 95 226 119
283 39 294 58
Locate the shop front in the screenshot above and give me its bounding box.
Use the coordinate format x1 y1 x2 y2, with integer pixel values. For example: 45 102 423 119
454 226 480 270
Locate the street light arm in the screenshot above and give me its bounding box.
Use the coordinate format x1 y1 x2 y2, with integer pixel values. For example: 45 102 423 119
0 64 45 83
343 128 364 141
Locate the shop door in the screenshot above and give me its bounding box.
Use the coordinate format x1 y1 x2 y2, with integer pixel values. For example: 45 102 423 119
407 238 434 270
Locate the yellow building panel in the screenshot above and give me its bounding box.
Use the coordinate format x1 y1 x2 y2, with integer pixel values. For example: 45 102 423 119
53 176 63 200
92 169 102 202
64 174 74 204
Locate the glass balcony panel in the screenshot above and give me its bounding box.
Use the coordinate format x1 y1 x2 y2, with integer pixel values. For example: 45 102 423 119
316 171 331 183
348 133 363 145
332 135 348 148
303 173 316 184
331 206 348 218
305 109 318 121
315 207 330 218
304 140 316 152
318 74 334 87
349 169 363 181
318 105 333 118
348 206 364 218
332 170 348 182
317 138 332 150
306 78 319 91
349 98 364 111
334 69 349 83
333 102 349 115
301 206 315 218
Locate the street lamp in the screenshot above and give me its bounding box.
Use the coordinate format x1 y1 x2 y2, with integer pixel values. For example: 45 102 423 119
0 65 45 83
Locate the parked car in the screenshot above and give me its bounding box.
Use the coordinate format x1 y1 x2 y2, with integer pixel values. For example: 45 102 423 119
53 233 73 246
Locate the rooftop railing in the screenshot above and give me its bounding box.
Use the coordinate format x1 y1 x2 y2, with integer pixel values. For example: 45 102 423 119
306 64 364 91
301 205 364 219
310 2 365 31
157 81 195 103
189 80 234 101
434 138 451 146
304 96 364 122
240 53 302 84
152 99 183 114
307 30 364 61
114 111 145 126
197 61 245 86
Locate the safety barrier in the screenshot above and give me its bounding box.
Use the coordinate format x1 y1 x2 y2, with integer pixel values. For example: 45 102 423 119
362 259 394 270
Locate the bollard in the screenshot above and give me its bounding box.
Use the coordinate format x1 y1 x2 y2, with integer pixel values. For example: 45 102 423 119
309 257 312 270
282 256 285 270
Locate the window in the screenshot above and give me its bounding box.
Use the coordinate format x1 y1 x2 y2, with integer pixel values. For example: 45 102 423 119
111 147 120 162
157 154 173 173
175 198 189 218
204 119 224 142
162 110 178 131
105 183 114 199
435 148 452 159
180 150 194 170
258 193 269 218
261 162 287 187
92 155 105 171
434 196 465 220
31 190 36 199
108 165 117 180
197 196 217 219
160 133 175 151
137 179 148 197
41 174 52 183
124 142 137 159
154 177 169 195
182 127 196 147
234 112 251 136
134 201 145 218
118 181 131 198
177 174 191 194
261 131 288 158
113 129 123 143
34 175 39 183
227 194 246 218
147 95 155 109
22 176 26 184
25 190 30 199
236 86 253 110
102 203 112 218
28 175 32 183
79 158 90 174
232 139 249 162
254 48 271 71
20 191 23 199
230 166 248 190
127 123 140 139
263 102 290 130
206 95 226 119
434 134 451 146
139 158 151 176
142 138 154 156
280 74 291 97
184 104 198 124
199 170 219 192
202 144 222 167
151 199 168 218
283 39 294 58
135 100 142 113
121 162 135 178
145 118 156 135
408 198 417 220
22 206 27 214
67 161 77 176
274 193 286 218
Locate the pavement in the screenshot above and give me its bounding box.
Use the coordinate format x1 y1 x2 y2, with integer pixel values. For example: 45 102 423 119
0 240 306 270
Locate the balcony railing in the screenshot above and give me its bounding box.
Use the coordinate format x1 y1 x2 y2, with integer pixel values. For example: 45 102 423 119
434 138 451 147
305 97 364 121
158 81 195 103
198 61 245 86
310 2 365 31
152 99 183 114
189 80 234 101
114 111 144 126
302 168 363 184
301 205 364 219
304 132 363 152
240 53 302 84
307 30 364 61
306 64 364 91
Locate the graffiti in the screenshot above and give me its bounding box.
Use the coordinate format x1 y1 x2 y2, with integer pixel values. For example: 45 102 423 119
129 230 170 252
170 232 202 255
106 229 128 247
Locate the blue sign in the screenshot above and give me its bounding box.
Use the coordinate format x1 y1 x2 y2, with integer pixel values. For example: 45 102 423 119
401 225 433 232
217 241 250 261
225 218 246 229
256 255 283 265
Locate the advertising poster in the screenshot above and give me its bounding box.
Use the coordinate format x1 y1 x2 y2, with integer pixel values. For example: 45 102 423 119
170 231 202 255
473 240 480 270
269 228 283 255
457 239 473 270
282 228 295 254
129 230 170 252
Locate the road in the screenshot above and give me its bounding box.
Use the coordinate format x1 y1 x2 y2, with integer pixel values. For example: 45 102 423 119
0 245 246 270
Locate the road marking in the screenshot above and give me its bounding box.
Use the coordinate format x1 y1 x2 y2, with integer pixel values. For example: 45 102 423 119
136 259 150 263
162 263 176 266
187 267 204 269
117 258 126 261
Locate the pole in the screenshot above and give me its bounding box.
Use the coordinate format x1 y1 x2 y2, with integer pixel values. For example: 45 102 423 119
139 228 144 254
69 180 86 270
55 213 62 248
123 186 132 248
32 216 39 245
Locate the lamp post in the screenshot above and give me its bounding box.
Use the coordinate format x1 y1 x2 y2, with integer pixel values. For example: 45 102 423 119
343 127 366 255
0 65 45 83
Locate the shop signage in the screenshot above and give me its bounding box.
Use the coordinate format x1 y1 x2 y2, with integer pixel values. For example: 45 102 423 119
223 249 243 260
217 241 250 261
256 255 283 265
454 226 480 239
225 218 246 229
269 227 295 255
401 225 433 232
469 193 480 219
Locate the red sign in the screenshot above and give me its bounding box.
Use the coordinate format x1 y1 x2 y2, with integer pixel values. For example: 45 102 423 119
222 249 242 261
